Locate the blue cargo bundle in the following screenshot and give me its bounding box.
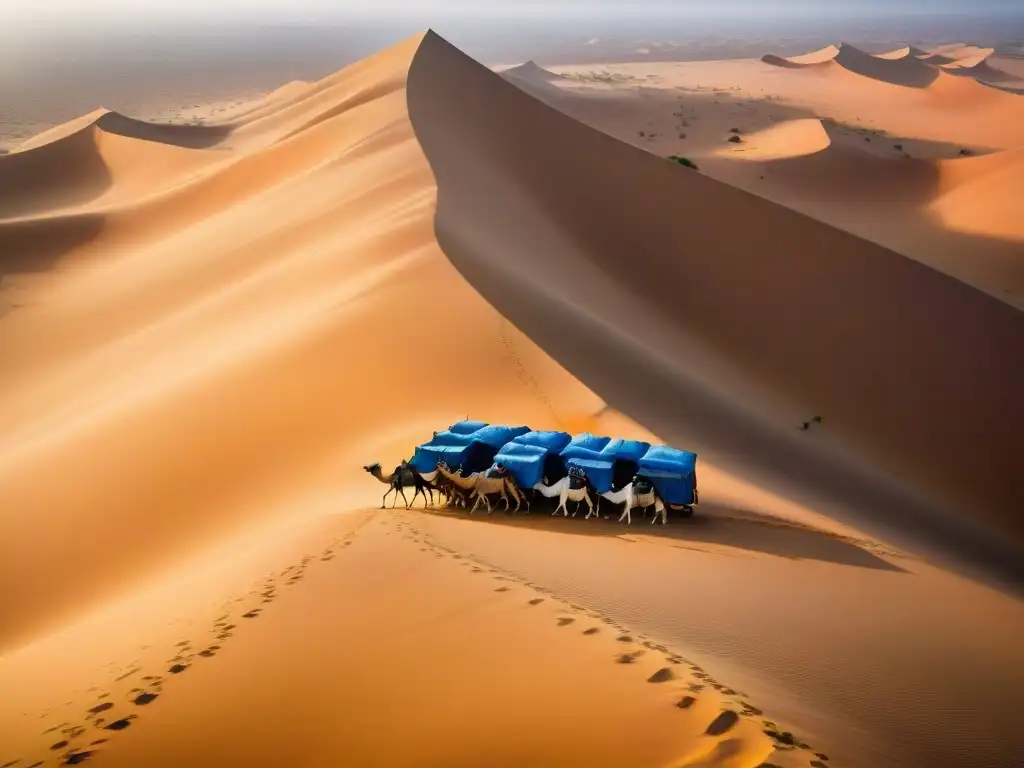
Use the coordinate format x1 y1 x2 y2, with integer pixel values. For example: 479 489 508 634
637 445 698 506
401 420 699 516
409 421 530 474
492 430 572 489
561 434 651 494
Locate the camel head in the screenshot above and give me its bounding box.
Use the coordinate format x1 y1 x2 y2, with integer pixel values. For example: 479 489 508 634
363 462 381 473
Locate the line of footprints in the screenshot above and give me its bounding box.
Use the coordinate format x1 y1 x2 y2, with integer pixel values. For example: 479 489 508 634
392 512 833 768
2 520 372 768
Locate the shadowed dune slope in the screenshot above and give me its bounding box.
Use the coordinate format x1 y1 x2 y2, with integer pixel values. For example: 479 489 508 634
834 43 940 87
407 31 1024 593
0 118 217 221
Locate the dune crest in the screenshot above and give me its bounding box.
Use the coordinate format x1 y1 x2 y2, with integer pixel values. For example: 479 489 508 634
761 45 839 68
714 118 832 161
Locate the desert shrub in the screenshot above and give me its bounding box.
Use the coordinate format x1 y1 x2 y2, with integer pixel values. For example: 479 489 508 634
667 155 699 171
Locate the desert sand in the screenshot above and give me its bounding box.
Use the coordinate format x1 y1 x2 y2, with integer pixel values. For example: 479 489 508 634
2 27 1023 768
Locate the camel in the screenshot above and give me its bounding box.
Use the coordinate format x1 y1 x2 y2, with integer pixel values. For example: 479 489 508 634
535 470 596 518
600 475 667 524
435 462 522 515
484 463 530 513
362 461 434 509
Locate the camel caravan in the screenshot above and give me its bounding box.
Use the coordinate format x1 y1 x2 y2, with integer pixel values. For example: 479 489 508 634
363 421 699 525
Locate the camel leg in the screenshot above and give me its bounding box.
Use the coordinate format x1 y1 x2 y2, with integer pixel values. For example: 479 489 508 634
397 486 410 509
381 488 393 509
470 492 483 515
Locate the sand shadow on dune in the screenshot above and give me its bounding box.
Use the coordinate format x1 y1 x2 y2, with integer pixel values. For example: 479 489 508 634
95 112 233 150
539 77 1021 304
0 129 113 220
0 213 105 279
417 506 905 572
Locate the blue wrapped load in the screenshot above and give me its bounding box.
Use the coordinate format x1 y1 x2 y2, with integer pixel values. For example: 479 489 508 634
492 430 572 488
638 445 698 505
562 435 651 493
409 422 530 474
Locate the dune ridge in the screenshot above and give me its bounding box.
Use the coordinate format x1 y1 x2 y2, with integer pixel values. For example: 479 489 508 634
763 40 1022 91
407 31 1024 593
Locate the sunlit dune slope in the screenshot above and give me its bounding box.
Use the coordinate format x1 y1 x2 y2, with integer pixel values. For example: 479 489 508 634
0 32 599 653
761 45 840 68
407 32 1024 593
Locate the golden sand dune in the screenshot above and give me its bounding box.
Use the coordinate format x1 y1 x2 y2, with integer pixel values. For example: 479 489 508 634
761 45 840 68
714 117 833 160
873 46 913 60
710 120 1024 299
0 115 222 221
2 27 1023 768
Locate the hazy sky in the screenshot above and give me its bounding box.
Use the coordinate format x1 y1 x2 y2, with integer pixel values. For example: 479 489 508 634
4 0 1023 28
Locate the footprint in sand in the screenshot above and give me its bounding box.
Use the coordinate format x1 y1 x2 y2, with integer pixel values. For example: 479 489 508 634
556 617 575 627
705 710 739 736
647 668 676 683
65 752 94 765
104 716 136 731
676 695 697 709
528 598 544 606
242 610 261 619
582 627 600 635
168 664 189 674
133 693 158 706
495 587 510 592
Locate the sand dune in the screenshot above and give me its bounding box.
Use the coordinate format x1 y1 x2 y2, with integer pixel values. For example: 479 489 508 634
709 122 1024 299
714 117 832 161
763 41 1022 91
407 31 1024 591
2 25 1023 768
835 43 940 87
762 42 942 86
502 59 567 82
761 45 841 68
873 46 913 60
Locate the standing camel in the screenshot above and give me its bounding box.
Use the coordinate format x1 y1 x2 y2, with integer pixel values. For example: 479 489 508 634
362 462 433 509
435 462 522 514
601 475 666 524
534 470 596 518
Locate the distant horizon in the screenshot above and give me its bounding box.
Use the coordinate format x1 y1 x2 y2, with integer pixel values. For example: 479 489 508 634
2 8 1022 132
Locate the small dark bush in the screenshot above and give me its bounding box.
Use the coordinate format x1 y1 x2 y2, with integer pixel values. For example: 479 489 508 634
667 155 699 171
